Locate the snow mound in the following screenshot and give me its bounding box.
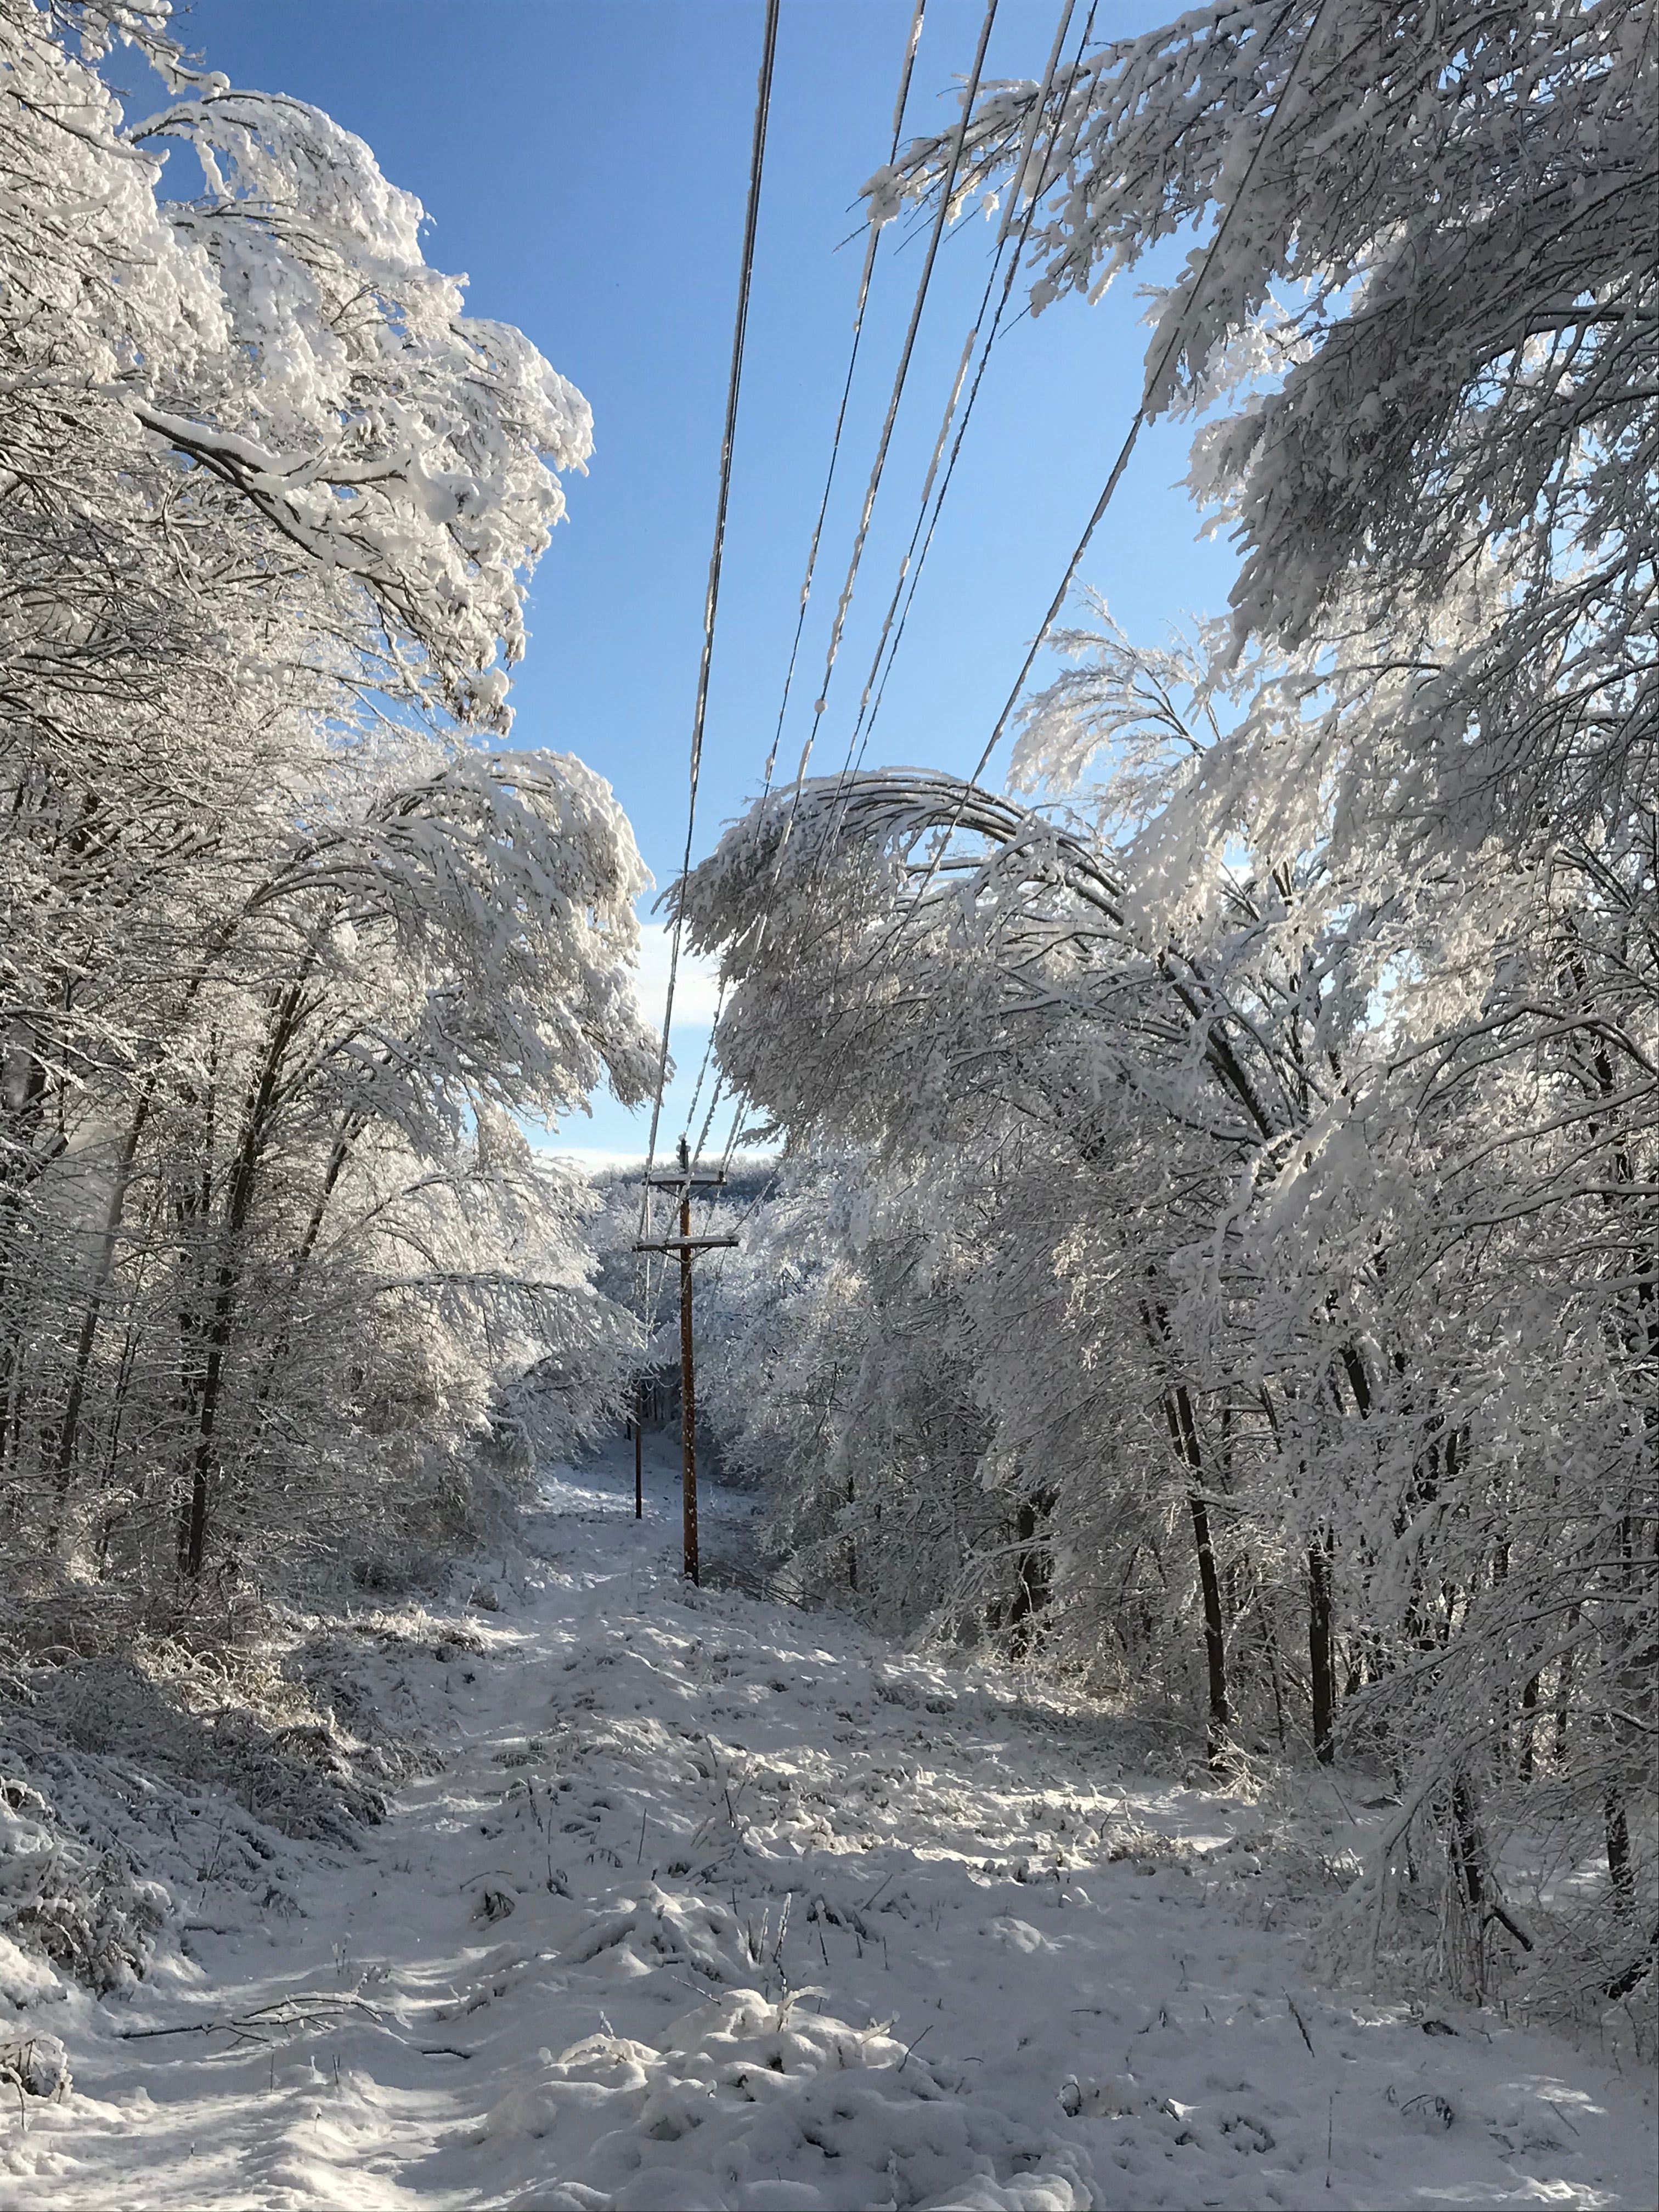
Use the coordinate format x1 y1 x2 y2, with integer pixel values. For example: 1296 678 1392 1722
485 1986 1090 2212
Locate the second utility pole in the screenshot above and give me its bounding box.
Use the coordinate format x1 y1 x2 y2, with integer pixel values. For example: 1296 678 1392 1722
635 1136 735 1585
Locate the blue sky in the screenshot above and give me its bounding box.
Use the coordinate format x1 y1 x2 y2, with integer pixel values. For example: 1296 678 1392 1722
134 0 1236 1158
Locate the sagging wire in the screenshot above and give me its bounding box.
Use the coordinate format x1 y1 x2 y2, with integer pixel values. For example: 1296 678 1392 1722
734 2 1090 1112
637 0 781 1248
774 0 1001 839
868 0 1331 966
753 0 929 810
699 0 934 1189
839 0 1099 787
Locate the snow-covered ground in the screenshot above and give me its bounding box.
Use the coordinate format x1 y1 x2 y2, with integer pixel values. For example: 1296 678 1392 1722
8 1440 1654 2210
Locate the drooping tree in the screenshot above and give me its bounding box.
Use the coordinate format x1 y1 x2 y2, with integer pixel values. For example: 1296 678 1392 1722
681 596 1656 2011
1 0 654 1606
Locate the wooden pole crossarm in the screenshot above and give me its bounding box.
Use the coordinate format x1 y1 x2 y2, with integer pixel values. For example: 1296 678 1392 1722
633 1236 740 1252
644 1170 727 1188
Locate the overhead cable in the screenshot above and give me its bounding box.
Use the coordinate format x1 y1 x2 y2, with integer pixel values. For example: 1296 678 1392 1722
735 3 1077 1125
778 0 1001 819
754 0 928 808
965 0 1322 795
681 973 726 1163
837 0 1094 788
876 0 1328 961
791 1 1096 1032
708 0 930 1184
637 0 781 1233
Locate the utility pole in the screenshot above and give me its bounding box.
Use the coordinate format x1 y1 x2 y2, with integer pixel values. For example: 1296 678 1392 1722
635 1137 736 1584
634 1380 644 1520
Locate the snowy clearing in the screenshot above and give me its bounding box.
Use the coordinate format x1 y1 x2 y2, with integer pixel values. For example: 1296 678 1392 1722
4 1440 1651 2212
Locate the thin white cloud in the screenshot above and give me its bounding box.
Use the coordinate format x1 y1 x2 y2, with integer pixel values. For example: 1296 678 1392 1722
630 922 724 1031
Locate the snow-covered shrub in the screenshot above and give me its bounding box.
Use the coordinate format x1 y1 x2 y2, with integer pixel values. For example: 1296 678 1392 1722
0 1770 168 1996
0 1585 464 1998
482 1984 1093 2211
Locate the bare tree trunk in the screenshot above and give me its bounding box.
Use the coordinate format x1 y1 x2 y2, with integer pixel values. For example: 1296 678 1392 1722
178 985 306 1577
1006 1483 1057 1656
0 1029 66 1498
1308 1536 1336 1765
242 1110 365 1431
1554 1620 1579 1765
1163 1381 1230 1769
49 1082 155 1530
1517 1669 1540 1781
1260 1596 1289 1752
1605 1790 1634 1906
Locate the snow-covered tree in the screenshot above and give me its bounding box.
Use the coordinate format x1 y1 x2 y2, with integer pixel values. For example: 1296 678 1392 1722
878 0 1656 844
667 0 1655 2016
699 1153 1007 1636
1 0 653 1607
681 591 1656 2011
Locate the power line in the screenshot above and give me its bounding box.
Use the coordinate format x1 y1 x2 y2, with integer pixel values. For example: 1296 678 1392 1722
692 0 930 1180
776 0 1001 821
716 0 994 1183
964 0 1320 796
696 5 1072 1190
776 2 1096 1052
874 0 1326 957
680 3 1073 1222
637 0 781 1229
691 1058 727 1167
668 5 1327 1299
717 1093 749 1178
837 0 1096 787
680 972 726 1160
714 6 1085 1204
754 0 928 809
